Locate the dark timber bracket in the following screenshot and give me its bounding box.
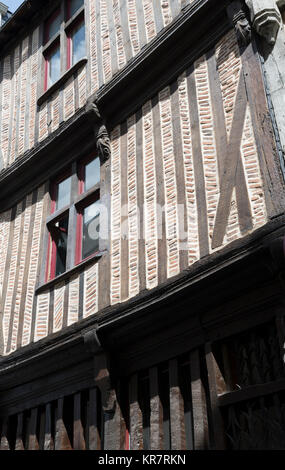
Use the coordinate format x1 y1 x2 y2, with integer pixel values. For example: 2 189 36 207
85 99 111 164
83 329 116 413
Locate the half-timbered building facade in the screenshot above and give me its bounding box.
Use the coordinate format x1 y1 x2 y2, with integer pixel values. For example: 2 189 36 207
0 0 285 450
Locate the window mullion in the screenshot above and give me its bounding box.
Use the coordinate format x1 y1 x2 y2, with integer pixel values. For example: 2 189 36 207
66 163 79 270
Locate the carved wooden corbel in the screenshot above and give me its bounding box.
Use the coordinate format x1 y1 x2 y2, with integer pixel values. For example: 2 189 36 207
245 0 282 45
227 1 252 46
85 99 111 164
83 329 116 413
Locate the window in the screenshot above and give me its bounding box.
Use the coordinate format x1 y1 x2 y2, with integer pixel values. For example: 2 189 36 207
46 155 101 282
43 0 85 92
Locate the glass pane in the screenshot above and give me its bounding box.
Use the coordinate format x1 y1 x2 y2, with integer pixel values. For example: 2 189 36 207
85 158 100 191
54 216 69 277
46 11 61 42
69 0 84 18
48 46 60 87
56 176 71 211
71 21 85 65
82 200 100 260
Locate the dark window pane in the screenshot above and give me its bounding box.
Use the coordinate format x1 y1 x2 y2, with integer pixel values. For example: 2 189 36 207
46 11 61 42
53 216 69 277
85 158 100 191
69 0 84 18
82 201 100 260
71 21 85 65
48 46 60 87
56 176 71 211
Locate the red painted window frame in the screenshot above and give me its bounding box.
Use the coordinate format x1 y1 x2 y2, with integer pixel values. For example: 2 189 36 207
44 39 60 92
75 155 100 265
46 155 100 281
46 170 72 282
75 191 100 266
66 13 85 70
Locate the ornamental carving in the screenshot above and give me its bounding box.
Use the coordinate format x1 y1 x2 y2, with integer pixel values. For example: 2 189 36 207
85 100 111 164
245 0 283 45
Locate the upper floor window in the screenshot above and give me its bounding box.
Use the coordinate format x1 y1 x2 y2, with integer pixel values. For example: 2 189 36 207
43 0 85 91
46 155 101 282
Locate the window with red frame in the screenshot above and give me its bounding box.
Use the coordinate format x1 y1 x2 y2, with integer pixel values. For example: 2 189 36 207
46 155 101 282
43 0 85 92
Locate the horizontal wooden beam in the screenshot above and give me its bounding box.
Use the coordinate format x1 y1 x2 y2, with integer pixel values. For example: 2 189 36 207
218 378 285 408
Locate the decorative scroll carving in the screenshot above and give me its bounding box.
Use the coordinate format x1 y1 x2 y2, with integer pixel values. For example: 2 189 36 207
229 1 252 46
85 100 111 163
245 0 282 45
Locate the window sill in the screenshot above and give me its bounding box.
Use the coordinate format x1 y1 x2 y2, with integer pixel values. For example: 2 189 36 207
37 57 88 107
35 249 106 295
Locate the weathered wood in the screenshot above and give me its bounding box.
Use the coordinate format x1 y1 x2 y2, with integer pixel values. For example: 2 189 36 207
218 377 285 408
104 388 124 450
120 0 132 62
34 22 44 145
78 270 85 320
6 198 27 354
73 392 86 450
205 344 226 449
27 408 39 450
206 49 227 177
38 407 46 450
88 388 101 450
0 206 16 355
44 403 54 450
13 41 23 163
7 50 15 164
135 0 147 49
169 359 186 450
120 122 129 302
0 417 10 450
190 349 208 450
153 0 164 33
208 45 253 238
15 413 25 450
149 367 163 450
136 109 146 291
240 36 285 218
98 158 111 311
48 288 54 335
187 65 209 258
74 71 80 112
152 95 167 285
212 73 252 249
24 32 33 153
170 0 181 19
106 0 118 76
16 189 38 348
84 0 91 97
95 0 104 88
129 374 143 450
170 80 188 272
55 398 72 450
